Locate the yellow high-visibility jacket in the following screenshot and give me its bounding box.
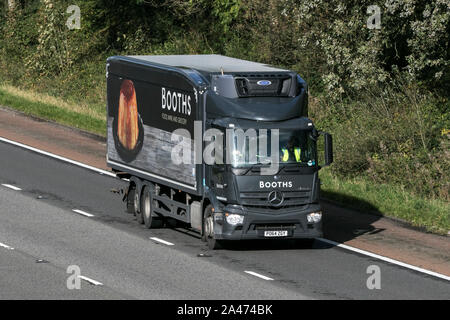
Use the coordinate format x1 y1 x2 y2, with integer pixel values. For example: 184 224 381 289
281 148 301 162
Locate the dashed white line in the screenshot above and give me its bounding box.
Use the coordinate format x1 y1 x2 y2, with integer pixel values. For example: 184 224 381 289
72 209 95 218
244 271 274 281
0 242 15 250
0 136 116 178
78 275 103 286
317 238 450 282
1 184 22 191
150 237 174 246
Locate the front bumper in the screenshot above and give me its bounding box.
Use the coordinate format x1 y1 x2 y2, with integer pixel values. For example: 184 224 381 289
213 204 323 240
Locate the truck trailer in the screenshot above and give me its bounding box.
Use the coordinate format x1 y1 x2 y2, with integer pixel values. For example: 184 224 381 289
106 54 333 249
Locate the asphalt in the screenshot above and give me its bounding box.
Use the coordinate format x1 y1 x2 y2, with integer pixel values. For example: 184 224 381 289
0 141 449 299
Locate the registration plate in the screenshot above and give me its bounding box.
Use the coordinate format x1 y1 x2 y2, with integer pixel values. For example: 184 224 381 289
264 230 288 237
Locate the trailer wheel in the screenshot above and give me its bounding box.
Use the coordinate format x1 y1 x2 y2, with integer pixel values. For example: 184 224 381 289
141 186 163 229
126 185 136 214
203 204 223 250
135 189 144 224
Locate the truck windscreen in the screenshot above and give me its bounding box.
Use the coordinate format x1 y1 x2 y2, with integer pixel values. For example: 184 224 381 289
230 129 317 167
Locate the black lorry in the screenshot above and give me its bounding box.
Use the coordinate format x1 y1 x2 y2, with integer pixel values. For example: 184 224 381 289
106 55 333 249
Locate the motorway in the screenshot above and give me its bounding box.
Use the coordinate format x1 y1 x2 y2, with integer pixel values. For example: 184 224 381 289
0 140 449 299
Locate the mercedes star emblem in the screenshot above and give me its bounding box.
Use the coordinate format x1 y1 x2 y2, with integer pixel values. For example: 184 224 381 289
268 190 284 207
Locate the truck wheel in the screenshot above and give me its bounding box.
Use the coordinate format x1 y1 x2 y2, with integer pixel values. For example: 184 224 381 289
141 186 163 229
135 188 144 224
203 205 223 250
126 185 136 214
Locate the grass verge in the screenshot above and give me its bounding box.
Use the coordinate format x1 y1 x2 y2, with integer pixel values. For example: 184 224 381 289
0 85 105 136
320 168 449 235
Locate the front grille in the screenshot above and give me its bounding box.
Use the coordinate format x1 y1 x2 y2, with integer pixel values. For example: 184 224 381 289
239 190 311 207
253 223 296 231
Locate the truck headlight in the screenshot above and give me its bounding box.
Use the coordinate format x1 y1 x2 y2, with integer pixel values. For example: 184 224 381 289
307 211 322 223
225 213 244 225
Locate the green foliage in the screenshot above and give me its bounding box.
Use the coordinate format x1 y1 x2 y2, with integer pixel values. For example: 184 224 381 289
0 86 106 135
320 168 449 234
310 77 449 200
232 0 450 98
26 0 72 76
385 0 450 85
0 1 40 84
211 0 241 34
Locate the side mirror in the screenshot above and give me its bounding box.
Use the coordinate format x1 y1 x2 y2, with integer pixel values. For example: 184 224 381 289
324 133 333 166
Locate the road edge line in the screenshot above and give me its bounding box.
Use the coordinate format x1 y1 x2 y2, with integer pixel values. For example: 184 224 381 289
0 136 115 177
318 238 450 281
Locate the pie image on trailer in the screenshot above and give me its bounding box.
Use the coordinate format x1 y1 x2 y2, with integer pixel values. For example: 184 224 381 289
113 79 144 162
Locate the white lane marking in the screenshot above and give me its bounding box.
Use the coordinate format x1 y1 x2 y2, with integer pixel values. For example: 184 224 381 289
244 271 274 281
150 237 174 246
318 238 450 281
78 275 103 286
0 136 116 178
0 242 15 250
72 209 95 218
1 184 22 191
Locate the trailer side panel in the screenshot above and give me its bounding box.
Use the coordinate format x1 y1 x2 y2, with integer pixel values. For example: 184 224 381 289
106 58 200 193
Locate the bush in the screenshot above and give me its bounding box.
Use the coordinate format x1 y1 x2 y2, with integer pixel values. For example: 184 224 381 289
310 76 450 200
232 0 450 98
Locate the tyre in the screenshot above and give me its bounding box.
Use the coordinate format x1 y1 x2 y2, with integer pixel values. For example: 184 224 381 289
202 204 223 250
135 187 144 224
141 186 163 229
126 185 136 214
